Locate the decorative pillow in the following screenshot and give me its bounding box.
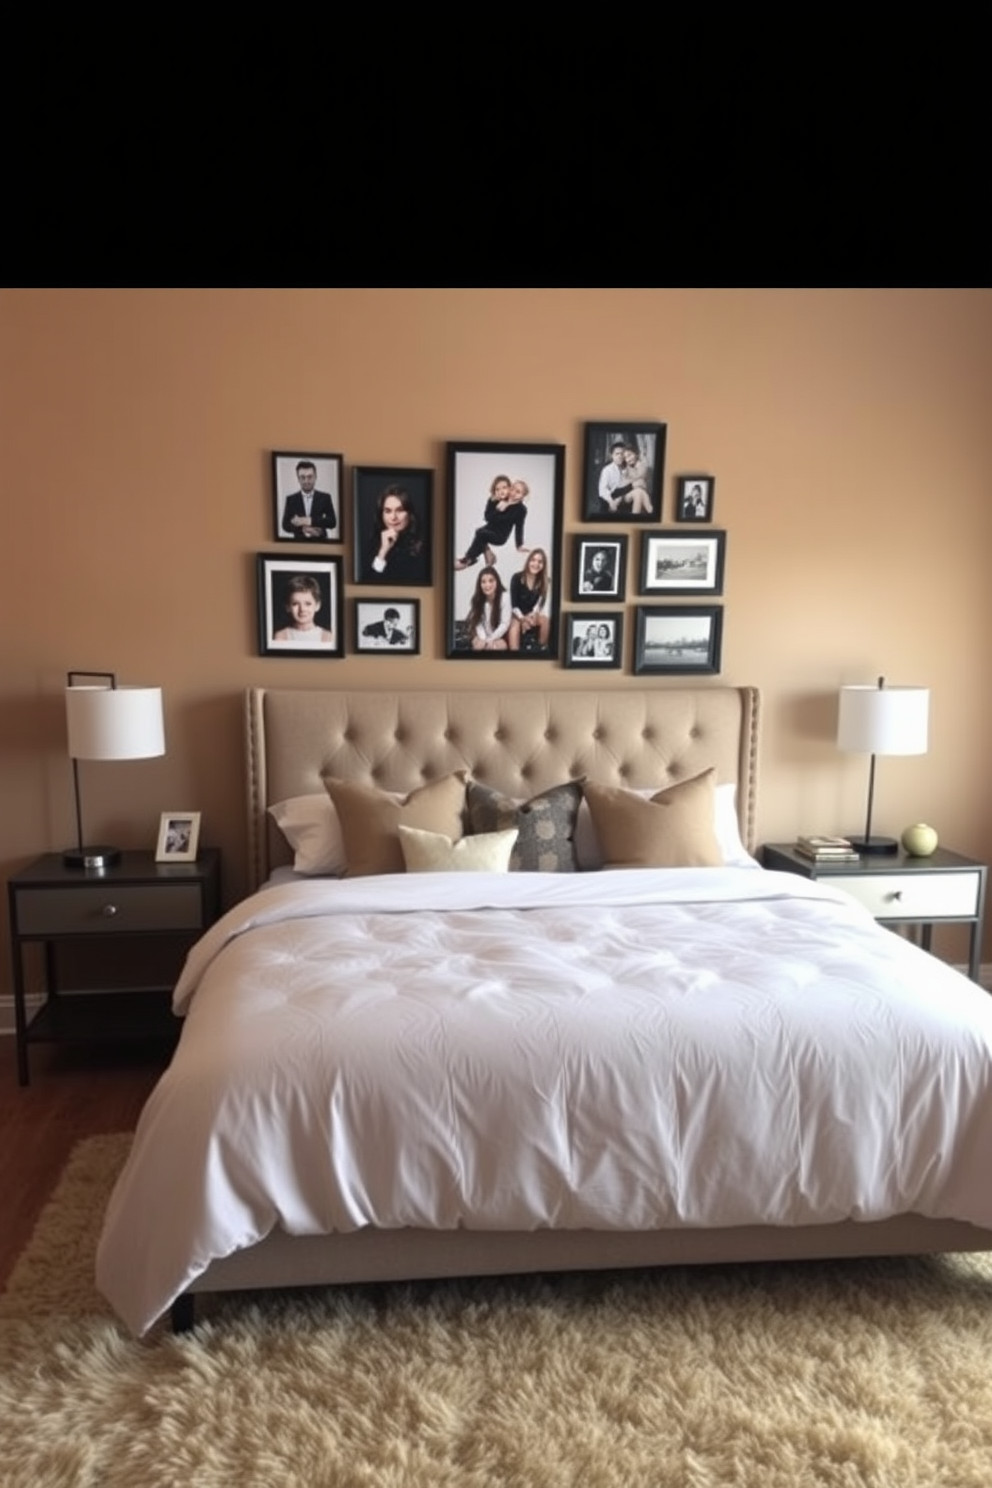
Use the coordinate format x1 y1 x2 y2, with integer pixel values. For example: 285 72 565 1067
398 824 518 874
268 793 346 876
466 779 584 873
581 769 723 869
574 780 755 870
324 773 469 877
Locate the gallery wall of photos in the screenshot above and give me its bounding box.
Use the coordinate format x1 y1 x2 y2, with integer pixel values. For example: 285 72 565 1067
257 426 724 674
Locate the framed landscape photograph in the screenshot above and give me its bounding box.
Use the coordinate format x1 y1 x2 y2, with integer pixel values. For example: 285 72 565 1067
446 441 564 659
581 421 666 522
271 451 343 544
352 466 433 586
570 535 627 602
639 530 726 596
353 598 421 655
155 811 201 863
675 474 715 524
256 554 344 659
564 611 623 670
634 605 723 676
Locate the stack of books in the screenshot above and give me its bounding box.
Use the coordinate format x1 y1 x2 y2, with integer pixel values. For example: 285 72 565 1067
795 834 860 863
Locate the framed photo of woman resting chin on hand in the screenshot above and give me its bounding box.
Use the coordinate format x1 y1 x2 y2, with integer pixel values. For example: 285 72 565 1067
352 467 433 587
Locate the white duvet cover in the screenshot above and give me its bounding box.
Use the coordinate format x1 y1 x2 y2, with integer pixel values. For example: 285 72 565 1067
97 869 992 1334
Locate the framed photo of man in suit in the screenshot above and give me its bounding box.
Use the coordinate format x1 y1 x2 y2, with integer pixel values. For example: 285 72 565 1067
272 450 343 543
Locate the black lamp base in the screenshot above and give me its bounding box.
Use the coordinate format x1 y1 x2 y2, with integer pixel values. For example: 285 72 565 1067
847 834 899 856
63 845 121 870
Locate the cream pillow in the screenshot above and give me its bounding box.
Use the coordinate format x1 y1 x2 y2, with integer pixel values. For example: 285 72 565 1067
399 824 518 873
268 793 347 876
324 773 469 877
582 769 723 869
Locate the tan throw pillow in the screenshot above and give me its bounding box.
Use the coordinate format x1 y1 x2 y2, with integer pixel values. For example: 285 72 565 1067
398 825 518 873
324 773 469 877
582 769 723 869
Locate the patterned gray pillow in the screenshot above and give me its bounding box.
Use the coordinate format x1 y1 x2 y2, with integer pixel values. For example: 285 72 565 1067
466 779 584 872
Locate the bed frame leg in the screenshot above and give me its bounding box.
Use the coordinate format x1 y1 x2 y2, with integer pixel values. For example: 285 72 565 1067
170 1293 195 1333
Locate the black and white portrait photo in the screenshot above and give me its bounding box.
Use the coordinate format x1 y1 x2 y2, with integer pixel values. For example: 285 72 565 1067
271 450 343 543
564 612 623 670
571 537 627 601
256 554 344 658
353 467 433 586
582 422 666 522
675 475 715 524
155 811 201 862
354 598 420 655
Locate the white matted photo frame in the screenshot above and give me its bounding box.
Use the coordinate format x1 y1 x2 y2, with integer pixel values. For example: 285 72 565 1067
581 422 665 522
634 605 723 676
271 451 343 544
352 466 433 586
564 611 623 670
675 474 715 524
639 530 726 596
256 554 344 658
571 535 627 601
353 598 421 655
155 811 201 863
446 441 564 659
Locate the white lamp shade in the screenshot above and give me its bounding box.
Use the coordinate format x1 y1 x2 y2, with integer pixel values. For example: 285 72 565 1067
837 685 929 757
65 686 165 761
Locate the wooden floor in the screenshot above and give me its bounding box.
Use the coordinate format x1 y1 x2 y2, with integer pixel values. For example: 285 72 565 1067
0 1034 166 1292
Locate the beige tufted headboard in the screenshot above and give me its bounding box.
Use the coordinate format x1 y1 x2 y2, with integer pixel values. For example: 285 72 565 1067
246 686 761 891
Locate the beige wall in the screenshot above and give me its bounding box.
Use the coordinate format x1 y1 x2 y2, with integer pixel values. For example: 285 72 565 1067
2 288 991 981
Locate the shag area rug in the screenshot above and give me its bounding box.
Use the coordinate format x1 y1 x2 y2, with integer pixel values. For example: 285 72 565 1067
3 1138 992 1487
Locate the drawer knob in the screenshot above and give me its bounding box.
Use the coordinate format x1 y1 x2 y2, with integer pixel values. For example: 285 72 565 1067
889 891 903 902
101 903 119 918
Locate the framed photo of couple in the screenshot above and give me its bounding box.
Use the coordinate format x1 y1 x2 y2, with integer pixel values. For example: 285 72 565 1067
446 441 565 659
564 612 623 670
581 422 666 522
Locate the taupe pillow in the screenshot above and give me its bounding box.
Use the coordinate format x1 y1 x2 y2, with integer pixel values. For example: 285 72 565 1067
582 769 723 869
324 773 468 877
466 779 584 872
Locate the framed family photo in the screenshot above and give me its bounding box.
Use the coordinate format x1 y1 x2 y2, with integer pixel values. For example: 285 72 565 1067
446 441 565 659
271 451 343 544
564 612 623 670
353 598 421 655
570 536 627 602
155 811 201 863
256 554 344 659
352 466 433 587
639 531 726 596
675 474 716 523
581 421 666 522
634 605 723 676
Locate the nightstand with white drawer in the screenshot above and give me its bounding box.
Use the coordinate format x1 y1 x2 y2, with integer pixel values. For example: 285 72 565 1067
7 849 221 1085
761 844 987 984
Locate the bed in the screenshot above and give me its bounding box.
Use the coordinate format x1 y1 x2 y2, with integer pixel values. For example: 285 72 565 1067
96 685 992 1336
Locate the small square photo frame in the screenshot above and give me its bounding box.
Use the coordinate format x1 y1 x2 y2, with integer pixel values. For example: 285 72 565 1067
354 598 421 654
571 536 627 601
639 530 726 596
271 451 343 543
634 605 723 676
257 554 344 658
581 422 666 522
564 611 624 669
155 812 201 863
675 475 715 524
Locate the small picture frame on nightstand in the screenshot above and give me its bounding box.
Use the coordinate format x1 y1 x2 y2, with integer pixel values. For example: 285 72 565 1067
156 812 201 863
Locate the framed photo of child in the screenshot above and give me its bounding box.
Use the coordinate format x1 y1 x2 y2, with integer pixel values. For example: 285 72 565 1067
256 554 344 658
445 441 565 659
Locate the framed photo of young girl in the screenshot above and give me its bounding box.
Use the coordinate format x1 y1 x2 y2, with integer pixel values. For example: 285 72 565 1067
352 467 433 586
581 422 665 522
446 441 565 659
256 554 344 659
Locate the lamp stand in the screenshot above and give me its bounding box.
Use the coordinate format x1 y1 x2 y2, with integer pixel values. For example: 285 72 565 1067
847 749 898 856
63 670 122 870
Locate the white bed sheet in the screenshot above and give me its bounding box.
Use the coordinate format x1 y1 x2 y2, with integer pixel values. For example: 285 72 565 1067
96 869 992 1334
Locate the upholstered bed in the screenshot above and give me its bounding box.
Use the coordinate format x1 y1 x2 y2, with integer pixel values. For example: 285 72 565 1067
95 686 992 1335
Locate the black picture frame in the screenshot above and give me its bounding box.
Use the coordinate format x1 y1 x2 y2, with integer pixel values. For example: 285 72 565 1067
446 441 564 659
639 530 726 597
271 450 343 544
674 474 716 524
352 466 433 587
564 611 624 670
353 598 421 655
581 421 666 522
634 605 723 676
570 535 628 602
256 554 344 658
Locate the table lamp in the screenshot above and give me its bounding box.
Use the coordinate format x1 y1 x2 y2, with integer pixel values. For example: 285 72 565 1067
64 671 166 868
836 676 929 855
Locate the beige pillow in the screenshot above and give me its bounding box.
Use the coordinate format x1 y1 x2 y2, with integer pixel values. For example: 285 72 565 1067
582 769 723 869
399 824 518 873
324 773 469 877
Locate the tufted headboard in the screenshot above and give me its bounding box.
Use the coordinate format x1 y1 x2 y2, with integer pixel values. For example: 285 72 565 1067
245 686 761 891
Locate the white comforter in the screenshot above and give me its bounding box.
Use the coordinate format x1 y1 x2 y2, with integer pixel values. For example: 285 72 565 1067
97 869 992 1334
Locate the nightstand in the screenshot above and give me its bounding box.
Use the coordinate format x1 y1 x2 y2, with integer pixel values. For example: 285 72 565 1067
7 848 221 1085
761 843 987 983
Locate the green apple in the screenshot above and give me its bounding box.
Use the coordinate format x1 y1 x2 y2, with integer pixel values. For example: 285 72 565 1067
901 823 938 857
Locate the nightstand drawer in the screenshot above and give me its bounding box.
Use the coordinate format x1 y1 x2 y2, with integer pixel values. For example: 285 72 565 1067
14 884 204 936
832 871 981 921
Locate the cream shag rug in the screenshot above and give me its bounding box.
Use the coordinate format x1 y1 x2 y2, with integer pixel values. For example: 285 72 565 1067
3 1137 992 1487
